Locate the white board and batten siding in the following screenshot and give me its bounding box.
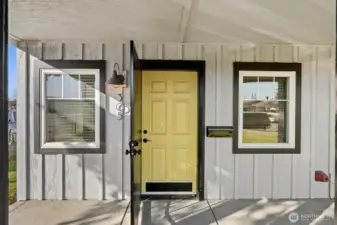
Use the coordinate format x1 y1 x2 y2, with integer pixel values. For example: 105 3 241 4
16 42 335 200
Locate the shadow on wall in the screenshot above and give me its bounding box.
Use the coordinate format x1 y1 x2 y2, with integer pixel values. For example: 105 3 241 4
75 94 131 200
34 64 131 200
141 198 334 225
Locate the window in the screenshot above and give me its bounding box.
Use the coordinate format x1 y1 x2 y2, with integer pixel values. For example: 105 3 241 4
34 60 106 154
233 62 301 154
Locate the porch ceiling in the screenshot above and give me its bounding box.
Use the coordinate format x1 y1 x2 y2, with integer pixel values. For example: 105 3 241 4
9 0 336 44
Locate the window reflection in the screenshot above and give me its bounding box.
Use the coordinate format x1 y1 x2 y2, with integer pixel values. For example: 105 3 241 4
242 75 289 144
46 74 62 98
63 74 79 98
242 101 288 143
258 77 274 100
243 77 258 100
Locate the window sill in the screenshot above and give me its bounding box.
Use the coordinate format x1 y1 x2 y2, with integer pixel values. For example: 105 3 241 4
233 147 300 154
238 143 295 149
42 142 99 149
36 146 106 154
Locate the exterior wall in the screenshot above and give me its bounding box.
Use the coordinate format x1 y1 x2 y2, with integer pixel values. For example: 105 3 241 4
16 42 335 200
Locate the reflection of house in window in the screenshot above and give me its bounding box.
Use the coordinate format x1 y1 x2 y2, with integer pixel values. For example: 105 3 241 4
243 101 279 113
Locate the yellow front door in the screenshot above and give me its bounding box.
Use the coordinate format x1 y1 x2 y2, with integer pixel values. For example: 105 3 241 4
141 70 198 193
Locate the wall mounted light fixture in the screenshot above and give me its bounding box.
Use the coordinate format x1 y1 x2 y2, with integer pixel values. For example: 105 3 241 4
106 62 126 88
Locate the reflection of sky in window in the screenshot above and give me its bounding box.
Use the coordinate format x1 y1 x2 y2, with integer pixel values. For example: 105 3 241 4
243 82 277 100
46 74 62 98
63 75 79 98
46 74 95 99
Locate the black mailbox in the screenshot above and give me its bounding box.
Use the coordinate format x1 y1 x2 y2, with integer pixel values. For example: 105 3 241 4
206 126 233 137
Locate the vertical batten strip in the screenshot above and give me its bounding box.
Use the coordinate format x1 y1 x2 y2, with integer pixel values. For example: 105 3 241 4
104 43 124 200
63 42 84 200
233 46 240 199
178 44 183 59
296 46 312 198
81 43 86 200
271 45 278 199
309 47 318 198
292 46 299 199
219 45 235 199
158 44 163 59
121 42 127 199
236 45 255 199
41 43 46 200
252 46 257 199
329 46 335 199
314 47 332 198
102 43 106 200
272 45 294 199
216 45 221 198
16 43 28 200
61 43 67 200
25 43 31 200
254 45 274 199
82 155 86 200
27 41 44 200
83 43 104 200
61 43 66 200
123 42 133 199
42 42 63 200
203 44 219 199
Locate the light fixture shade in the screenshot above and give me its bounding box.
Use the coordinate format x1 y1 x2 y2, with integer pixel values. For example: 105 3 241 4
106 72 126 87
106 63 127 88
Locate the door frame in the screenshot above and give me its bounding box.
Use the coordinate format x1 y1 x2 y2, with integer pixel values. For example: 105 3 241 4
139 59 206 201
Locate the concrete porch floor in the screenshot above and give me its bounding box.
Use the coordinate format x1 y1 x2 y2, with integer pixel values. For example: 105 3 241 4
9 199 335 225
9 200 131 225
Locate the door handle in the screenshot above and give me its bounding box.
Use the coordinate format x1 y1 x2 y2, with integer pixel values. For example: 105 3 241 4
143 138 151 143
125 148 142 156
129 140 139 147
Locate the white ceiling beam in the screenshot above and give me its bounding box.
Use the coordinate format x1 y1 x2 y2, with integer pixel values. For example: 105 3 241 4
179 0 194 42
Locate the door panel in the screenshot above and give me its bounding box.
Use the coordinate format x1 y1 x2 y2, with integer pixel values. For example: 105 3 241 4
142 71 198 193
128 40 142 225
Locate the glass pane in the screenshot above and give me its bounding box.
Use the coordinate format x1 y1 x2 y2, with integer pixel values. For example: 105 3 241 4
275 77 288 100
80 75 95 99
242 101 288 143
46 74 62 98
258 77 275 100
243 100 263 112
46 99 95 142
243 76 258 100
63 74 79 98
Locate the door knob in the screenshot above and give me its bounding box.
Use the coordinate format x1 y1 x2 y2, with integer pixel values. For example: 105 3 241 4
143 130 148 134
143 138 151 143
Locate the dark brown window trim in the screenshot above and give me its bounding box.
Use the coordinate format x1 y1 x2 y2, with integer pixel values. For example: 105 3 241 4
33 60 106 154
233 62 302 154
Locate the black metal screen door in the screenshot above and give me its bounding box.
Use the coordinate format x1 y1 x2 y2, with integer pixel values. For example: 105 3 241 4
127 40 142 225
0 0 9 224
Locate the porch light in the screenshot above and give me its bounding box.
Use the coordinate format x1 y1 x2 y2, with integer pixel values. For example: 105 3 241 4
106 62 126 88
